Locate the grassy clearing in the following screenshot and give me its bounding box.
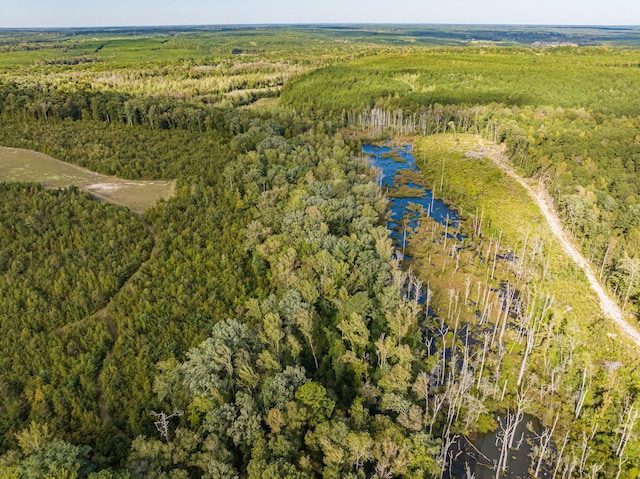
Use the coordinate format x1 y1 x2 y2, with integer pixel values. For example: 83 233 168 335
242 97 280 110
414 134 636 350
0 146 175 213
0 36 207 66
407 133 640 431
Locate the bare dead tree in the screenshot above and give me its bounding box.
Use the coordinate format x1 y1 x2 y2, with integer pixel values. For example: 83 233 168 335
616 455 630 479
476 333 490 389
437 430 460 479
464 462 476 479
587 463 603 479
517 328 535 387
577 431 591 478
429 393 447 436
510 389 530 449
151 409 183 442
552 428 571 479
615 399 639 479
533 413 559 477
491 230 503 281
575 367 591 419
495 412 517 478
493 390 530 478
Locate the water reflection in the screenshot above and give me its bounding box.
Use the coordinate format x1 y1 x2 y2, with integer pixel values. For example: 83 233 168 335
363 143 461 245
452 413 545 479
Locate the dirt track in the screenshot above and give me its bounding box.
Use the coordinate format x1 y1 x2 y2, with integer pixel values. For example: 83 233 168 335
485 142 640 348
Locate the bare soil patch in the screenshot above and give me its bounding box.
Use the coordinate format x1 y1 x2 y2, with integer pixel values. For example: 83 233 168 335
0 146 175 213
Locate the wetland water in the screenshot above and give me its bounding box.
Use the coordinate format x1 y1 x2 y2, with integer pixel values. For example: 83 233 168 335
364 143 547 479
363 143 459 247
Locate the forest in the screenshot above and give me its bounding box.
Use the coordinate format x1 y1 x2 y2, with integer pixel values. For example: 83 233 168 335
0 24 639 478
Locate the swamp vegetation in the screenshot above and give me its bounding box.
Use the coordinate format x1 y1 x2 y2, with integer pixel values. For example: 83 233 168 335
0 25 640 478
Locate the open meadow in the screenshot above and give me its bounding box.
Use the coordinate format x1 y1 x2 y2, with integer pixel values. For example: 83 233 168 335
0 146 175 212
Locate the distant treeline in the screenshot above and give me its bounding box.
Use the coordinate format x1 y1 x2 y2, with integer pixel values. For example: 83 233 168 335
0 82 238 133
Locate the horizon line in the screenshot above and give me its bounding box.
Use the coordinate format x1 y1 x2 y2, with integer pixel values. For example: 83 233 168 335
1 22 640 31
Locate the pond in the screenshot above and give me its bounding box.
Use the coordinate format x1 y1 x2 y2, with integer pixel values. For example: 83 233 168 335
451 413 546 479
363 143 459 248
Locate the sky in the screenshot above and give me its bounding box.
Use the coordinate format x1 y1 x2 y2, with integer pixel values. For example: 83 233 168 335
2 0 639 28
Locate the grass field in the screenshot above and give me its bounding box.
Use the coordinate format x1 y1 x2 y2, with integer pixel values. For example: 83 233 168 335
414 133 638 344
0 146 175 213
413 134 639 352
406 133 640 432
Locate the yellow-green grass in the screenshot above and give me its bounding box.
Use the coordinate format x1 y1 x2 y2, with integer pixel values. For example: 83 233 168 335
0 146 175 213
408 133 640 429
414 133 640 360
0 37 210 66
242 97 280 110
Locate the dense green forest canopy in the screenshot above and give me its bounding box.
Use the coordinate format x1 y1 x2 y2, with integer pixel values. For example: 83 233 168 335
283 48 640 115
1 25 640 478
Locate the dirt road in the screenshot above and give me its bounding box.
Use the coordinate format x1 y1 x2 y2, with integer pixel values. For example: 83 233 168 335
486 143 640 348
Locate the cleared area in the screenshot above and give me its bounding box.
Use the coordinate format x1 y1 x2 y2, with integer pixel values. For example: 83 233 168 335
0 146 175 213
484 141 640 348
417 134 640 349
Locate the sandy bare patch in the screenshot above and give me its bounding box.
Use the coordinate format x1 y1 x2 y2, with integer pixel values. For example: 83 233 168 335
86 183 124 192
